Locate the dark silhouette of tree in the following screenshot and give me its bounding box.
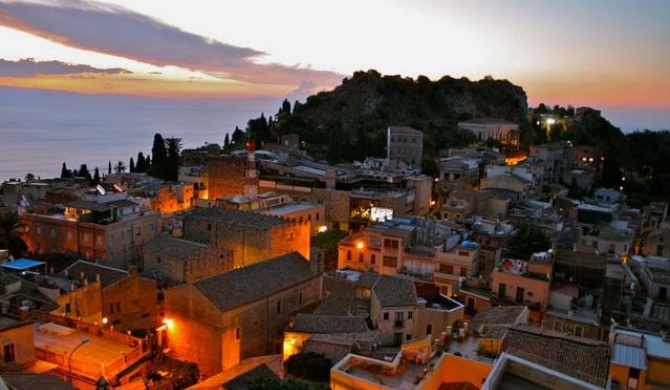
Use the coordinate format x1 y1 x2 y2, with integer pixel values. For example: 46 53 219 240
129 157 135 173
114 161 126 174
61 162 71 178
92 168 101 186
247 377 327 390
0 212 28 258
285 352 331 382
152 133 167 168
164 137 183 181
247 113 271 146
224 133 230 148
231 126 244 145
135 152 147 172
24 173 35 182
281 98 291 115
108 161 112 175
78 164 92 181
506 224 551 260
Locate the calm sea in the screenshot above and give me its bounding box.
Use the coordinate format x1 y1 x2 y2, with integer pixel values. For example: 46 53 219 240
0 97 272 182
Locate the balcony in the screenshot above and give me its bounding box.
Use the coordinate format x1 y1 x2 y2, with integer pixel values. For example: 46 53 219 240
394 320 404 329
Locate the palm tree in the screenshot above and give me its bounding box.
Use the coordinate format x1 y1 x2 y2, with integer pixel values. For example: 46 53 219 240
0 212 28 258
114 161 126 174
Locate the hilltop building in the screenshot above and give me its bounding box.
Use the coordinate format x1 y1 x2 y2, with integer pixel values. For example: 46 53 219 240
387 126 423 168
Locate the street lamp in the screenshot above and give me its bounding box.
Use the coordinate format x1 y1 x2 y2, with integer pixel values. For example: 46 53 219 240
69 337 90 381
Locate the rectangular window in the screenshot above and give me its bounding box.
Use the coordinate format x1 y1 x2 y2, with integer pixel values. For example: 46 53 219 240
383 312 389 320
574 326 584 337
65 303 71 314
110 303 115 314
383 256 398 267
406 334 411 341
371 254 376 264
460 267 468 277
3 344 15 363
358 252 364 262
439 264 454 274
299 292 303 305
383 239 399 249
236 327 241 340
116 302 121 312
276 300 282 314
408 311 413 320
553 320 563 332
458 250 469 257
346 251 351 261
157 292 164 302
426 325 432 335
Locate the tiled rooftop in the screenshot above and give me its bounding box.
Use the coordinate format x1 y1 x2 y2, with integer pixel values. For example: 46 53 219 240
292 313 369 334
142 235 209 260
502 325 610 388
63 260 128 289
194 252 315 311
469 306 527 334
373 275 417 308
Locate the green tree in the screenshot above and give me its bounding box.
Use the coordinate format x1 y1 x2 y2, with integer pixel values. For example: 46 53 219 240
285 352 331 382
0 212 28 258
506 224 551 260
312 229 347 271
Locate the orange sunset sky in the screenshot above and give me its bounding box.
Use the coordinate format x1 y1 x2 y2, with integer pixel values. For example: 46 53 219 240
1 0 669 130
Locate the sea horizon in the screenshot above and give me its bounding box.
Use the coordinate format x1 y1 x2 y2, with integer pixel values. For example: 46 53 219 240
0 88 279 182
1 87 668 183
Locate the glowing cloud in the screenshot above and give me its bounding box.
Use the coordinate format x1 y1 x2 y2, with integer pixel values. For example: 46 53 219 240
0 0 342 92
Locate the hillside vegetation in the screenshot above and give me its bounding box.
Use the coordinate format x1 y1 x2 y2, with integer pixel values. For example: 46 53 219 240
243 70 528 166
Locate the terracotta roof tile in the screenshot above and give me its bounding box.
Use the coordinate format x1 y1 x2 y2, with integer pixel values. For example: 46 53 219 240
502 325 610 387
193 252 315 311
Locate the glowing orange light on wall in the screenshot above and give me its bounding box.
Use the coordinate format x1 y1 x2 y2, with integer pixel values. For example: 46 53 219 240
356 241 365 250
162 318 174 330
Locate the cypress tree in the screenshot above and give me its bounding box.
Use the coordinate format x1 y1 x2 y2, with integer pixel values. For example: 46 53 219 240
61 162 70 178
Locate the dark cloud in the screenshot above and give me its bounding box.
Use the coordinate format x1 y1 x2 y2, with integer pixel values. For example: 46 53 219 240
0 58 130 77
0 0 343 87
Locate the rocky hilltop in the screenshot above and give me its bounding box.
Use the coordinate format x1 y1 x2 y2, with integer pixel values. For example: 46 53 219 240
258 70 528 163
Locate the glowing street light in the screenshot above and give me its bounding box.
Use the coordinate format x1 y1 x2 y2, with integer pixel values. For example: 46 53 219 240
356 241 365 250
163 318 174 330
